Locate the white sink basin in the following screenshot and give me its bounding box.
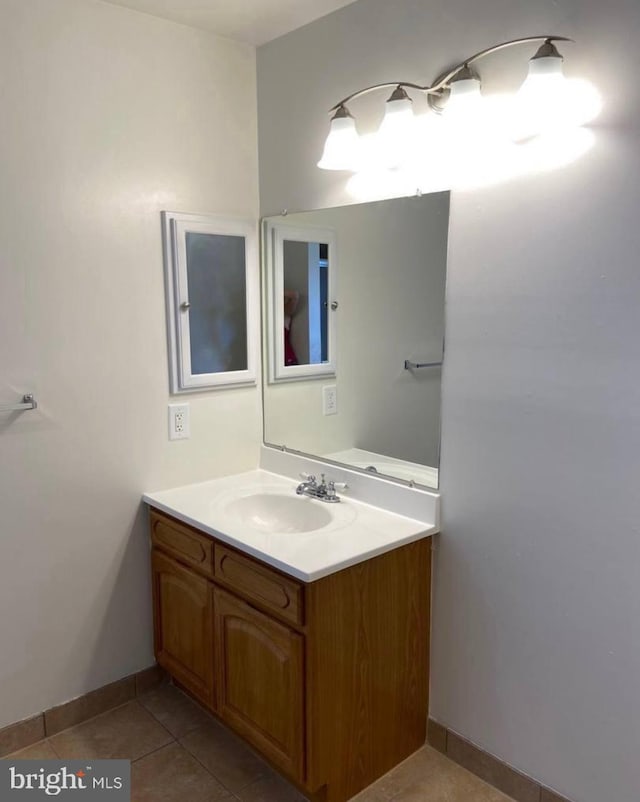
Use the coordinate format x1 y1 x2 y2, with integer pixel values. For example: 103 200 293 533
224 493 333 534
143 469 437 581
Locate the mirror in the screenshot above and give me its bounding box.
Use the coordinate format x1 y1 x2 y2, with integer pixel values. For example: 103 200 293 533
262 193 450 489
264 222 337 382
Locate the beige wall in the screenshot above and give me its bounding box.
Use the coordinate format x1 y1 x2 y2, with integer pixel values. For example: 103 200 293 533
257 2 640 801
0 0 260 728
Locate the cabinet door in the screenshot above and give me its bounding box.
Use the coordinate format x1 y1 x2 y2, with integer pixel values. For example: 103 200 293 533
152 549 214 708
213 587 304 781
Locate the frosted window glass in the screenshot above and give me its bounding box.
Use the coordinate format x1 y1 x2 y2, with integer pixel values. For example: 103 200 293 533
185 232 248 374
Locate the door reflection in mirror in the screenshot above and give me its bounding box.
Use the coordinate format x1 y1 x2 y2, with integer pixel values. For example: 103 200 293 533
283 241 329 367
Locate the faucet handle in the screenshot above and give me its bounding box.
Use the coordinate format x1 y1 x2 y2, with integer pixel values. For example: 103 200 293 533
331 481 349 491
299 472 316 483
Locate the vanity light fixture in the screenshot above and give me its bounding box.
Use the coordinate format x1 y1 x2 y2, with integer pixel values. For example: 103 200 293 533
317 36 602 183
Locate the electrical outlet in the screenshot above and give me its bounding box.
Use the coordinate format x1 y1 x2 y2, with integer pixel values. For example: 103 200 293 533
168 403 190 440
322 384 337 416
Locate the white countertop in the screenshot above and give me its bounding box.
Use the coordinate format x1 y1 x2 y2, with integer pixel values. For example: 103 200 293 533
143 469 437 582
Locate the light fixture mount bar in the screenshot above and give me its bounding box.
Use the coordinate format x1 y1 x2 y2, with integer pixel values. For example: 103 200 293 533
326 35 573 115
329 81 434 113
427 35 572 110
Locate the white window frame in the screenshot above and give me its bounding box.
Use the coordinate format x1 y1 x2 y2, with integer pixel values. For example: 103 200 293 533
162 211 258 393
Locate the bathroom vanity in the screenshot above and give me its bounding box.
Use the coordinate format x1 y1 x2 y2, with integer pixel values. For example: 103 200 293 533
144 470 436 802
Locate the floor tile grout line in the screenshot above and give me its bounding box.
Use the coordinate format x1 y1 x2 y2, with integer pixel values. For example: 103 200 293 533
132 685 242 790
177 728 273 799
137 705 213 743
126 699 177 747
131 739 178 765
47 736 62 760
47 732 178 766
138 685 222 742
177 734 239 797
46 699 176 762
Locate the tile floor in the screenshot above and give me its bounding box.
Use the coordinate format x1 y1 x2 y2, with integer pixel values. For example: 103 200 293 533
5 684 515 802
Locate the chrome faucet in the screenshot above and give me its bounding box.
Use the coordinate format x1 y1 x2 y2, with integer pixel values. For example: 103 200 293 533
295 473 347 503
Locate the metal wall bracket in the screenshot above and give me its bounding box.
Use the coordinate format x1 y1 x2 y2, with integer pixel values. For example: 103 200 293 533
404 360 443 370
0 394 38 412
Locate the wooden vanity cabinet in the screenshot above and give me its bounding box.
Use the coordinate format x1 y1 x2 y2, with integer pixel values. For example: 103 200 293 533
149 508 431 802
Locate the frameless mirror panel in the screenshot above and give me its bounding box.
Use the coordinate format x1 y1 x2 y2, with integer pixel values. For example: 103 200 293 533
262 193 450 489
186 232 248 374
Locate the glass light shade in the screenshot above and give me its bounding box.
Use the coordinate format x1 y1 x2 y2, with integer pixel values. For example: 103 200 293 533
443 76 483 121
375 95 416 168
511 55 602 141
317 114 361 171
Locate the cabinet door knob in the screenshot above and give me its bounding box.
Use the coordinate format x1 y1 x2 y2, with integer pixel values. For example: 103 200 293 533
180 301 191 310
330 301 339 310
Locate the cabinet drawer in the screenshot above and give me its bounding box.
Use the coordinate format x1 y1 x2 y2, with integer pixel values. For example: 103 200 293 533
214 544 304 626
150 511 214 578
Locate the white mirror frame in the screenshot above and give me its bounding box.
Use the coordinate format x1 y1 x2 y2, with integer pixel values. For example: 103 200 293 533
162 211 258 393
264 220 337 384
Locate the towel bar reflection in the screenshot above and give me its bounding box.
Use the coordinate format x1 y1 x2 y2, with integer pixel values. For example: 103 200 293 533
0 394 38 412
404 360 443 370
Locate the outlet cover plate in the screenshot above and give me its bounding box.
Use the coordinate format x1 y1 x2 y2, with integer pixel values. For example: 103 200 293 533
322 385 337 416
169 403 190 440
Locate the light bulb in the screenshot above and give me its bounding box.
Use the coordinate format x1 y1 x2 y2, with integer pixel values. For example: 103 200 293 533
511 42 602 141
443 74 483 121
317 106 361 171
375 86 416 168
